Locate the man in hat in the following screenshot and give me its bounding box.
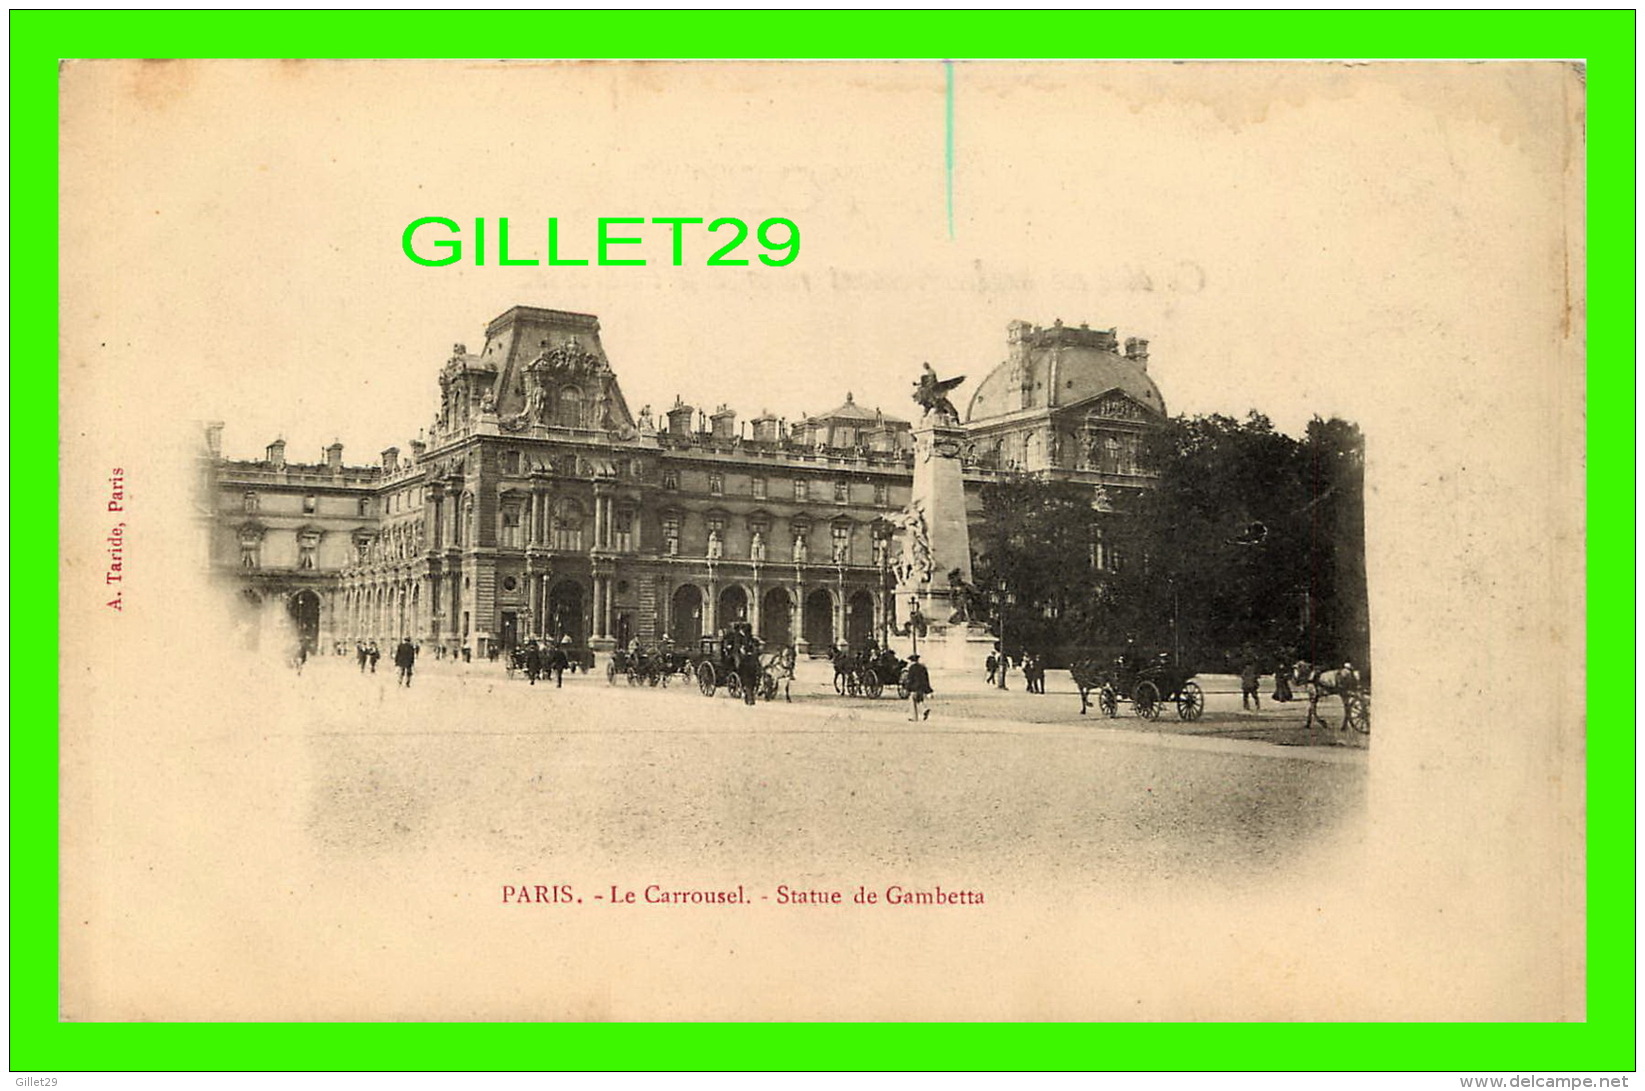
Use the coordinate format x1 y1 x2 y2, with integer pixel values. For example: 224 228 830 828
903 653 933 722
393 636 417 688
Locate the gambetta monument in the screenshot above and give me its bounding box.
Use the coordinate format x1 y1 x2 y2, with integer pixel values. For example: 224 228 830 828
894 364 993 670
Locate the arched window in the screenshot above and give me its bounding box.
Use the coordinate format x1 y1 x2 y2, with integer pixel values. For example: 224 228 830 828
554 497 584 551
557 386 583 428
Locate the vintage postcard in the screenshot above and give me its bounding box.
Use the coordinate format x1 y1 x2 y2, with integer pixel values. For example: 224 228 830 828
57 60 1585 1022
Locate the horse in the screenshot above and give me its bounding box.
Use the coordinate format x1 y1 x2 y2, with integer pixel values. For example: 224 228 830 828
1069 658 1106 715
763 645 797 702
1294 660 1363 732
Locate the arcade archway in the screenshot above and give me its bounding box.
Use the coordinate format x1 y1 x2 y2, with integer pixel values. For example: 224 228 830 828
547 580 586 646
803 589 834 651
760 587 793 648
670 584 704 645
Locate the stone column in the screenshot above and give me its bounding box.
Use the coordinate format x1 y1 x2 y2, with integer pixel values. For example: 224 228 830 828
749 580 762 637
603 576 615 639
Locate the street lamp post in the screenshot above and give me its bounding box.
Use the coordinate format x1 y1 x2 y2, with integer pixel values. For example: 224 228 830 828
995 578 1013 690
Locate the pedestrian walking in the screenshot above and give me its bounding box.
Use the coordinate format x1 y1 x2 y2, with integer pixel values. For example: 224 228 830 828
356 642 368 673
985 651 998 686
394 637 417 687
1272 660 1294 703
549 636 570 687
367 641 380 674
524 641 542 685
1240 655 1262 711
904 653 933 721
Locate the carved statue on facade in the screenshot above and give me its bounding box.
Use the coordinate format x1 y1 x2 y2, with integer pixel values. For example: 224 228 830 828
911 362 964 424
706 529 723 560
792 534 808 563
751 530 766 563
893 500 934 585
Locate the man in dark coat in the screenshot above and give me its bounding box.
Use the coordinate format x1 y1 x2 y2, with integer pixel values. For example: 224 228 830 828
394 637 417 687
524 641 542 685
904 653 933 722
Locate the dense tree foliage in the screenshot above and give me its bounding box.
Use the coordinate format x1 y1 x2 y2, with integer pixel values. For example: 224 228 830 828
972 413 1368 671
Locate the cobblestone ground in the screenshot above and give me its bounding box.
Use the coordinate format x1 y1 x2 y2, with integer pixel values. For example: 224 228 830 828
282 651 1367 890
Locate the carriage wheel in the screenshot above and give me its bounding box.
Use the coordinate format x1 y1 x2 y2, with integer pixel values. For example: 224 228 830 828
696 662 716 696
1134 681 1161 720
1176 681 1205 722
1345 692 1371 733
1099 686 1119 718
726 672 744 700
833 672 846 695
863 673 884 700
605 661 617 685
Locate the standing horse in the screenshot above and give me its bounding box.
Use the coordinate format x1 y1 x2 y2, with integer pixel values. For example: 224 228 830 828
764 645 797 702
1294 660 1363 733
1070 658 1106 714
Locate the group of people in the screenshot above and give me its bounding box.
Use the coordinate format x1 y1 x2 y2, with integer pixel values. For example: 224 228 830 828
511 636 576 687
1237 653 1298 712
355 639 420 687
984 647 1048 694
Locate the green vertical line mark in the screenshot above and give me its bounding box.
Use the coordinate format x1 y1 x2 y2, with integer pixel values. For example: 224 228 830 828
945 60 955 240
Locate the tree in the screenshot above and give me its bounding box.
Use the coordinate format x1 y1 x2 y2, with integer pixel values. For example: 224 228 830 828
1117 412 1367 670
971 478 1105 657
968 412 1369 673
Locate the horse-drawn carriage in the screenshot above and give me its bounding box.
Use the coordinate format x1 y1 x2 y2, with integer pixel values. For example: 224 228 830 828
1071 654 1205 721
830 647 909 700
695 634 779 704
606 645 685 687
1294 660 1370 735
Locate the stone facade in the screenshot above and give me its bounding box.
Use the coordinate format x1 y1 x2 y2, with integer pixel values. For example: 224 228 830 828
201 306 1166 657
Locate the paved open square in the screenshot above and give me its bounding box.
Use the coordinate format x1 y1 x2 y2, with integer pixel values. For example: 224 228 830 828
287 651 1366 891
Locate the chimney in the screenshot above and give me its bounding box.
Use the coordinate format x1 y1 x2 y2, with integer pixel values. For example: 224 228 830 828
204 421 224 457
1125 337 1150 370
382 446 400 474
409 439 427 463
266 438 286 468
666 398 695 438
751 412 780 444
710 404 737 442
325 441 344 471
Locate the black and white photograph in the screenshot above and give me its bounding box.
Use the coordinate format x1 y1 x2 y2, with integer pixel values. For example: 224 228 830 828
58 60 1584 1021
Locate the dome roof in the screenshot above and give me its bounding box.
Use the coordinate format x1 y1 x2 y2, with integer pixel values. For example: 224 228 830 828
965 321 1166 422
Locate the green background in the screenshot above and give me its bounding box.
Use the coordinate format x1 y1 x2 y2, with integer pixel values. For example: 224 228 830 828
12 10 1634 1073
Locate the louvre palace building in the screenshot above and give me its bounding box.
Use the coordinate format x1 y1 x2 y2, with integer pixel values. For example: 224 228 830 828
201 305 1167 657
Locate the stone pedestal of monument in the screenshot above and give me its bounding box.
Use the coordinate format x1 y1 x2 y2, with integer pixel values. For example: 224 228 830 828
893 421 995 674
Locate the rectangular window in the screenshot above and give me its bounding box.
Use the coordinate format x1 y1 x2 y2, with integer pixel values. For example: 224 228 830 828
834 480 848 503
502 509 521 549
662 515 681 556
794 479 807 502
831 524 851 564
615 510 634 553
502 450 520 475
663 469 679 491
709 472 724 496
874 482 889 506
303 495 317 514
751 476 767 500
